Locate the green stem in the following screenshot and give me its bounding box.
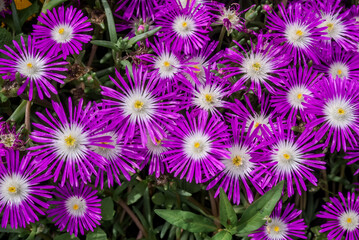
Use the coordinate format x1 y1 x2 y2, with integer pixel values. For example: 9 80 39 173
216 26 226 52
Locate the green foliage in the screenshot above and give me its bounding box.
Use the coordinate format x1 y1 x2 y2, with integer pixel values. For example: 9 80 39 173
219 188 237 227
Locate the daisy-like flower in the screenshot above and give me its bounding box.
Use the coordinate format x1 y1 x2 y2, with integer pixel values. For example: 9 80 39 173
344 146 359 175
32 6 93 58
214 3 251 33
314 45 359 81
100 66 180 146
0 150 53 229
162 111 230 183
207 118 263 204
249 201 307 240
29 98 112 187
271 65 321 124
92 130 142 189
47 183 102 236
313 0 359 51
155 0 211 54
0 0 11 18
317 192 359 240
254 122 326 197
116 0 158 20
266 2 328 64
0 121 24 151
0 36 67 100
223 35 288 97
304 77 359 153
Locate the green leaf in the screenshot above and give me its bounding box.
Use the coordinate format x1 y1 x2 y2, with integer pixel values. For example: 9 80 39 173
152 192 165 205
211 231 232 240
86 228 107 240
235 181 284 234
0 28 13 48
8 100 27 123
19 0 40 27
155 209 217 233
54 233 79 240
127 26 162 48
101 0 117 43
10 1 21 34
219 188 237 227
0 225 26 233
41 0 68 13
91 40 119 50
127 181 147 205
101 197 115 221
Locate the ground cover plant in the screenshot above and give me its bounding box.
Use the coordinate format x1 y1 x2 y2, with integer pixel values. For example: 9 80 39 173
1 0 359 239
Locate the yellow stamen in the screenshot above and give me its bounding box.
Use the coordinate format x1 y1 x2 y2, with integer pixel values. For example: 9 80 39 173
58 28 65 34
327 23 334 31
8 186 17 193
232 156 242 166
254 122 260 128
73 204 79 210
205 94 213 103
297 93 303 99
347 218 352 223
99 142 109 149
283 153 290 160
163 61 170 67
194 142 200 148
27 63 33 68
337 69 342 75
193 65 201 73
134 100 144 109
338 108 345 115
296 30 303 36
252 62 261 71
274 226 280 232
65 135 76 147
155 137 162 145
182 22 188 28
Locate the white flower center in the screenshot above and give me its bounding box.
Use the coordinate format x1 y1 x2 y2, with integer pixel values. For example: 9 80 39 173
223 145 254 178
241 53 273 83
122 89 155 123
0 174 30 205
0 0 5 12
154 52 180 79
219 8 240 25
183 132 211 161
287 85 311 109
89 132 118 161
324 97 354 128
173 15 195 37
16 56 46 80
246 114 270 135
65 196 87 217
285 22 312 48
193 85 222 111
265 217 288 240
51 24 74 43
271 141 302 174
0 133 16 148
146 135 166 155
319 14 345 40
53 124 89 162
339 210 359 232
328 62 349 79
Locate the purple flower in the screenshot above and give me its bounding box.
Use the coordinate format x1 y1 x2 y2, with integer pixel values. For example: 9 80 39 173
223 34 288 97
344 146 359 175
0 120 24 151
47 183 102 236
254 122 326 197
0 150 53 228
32 6 93 58
266 2 328 64
271 65 321 124
29 98 111 187
304 78 359 153
249 201 307 240
100 66 180 146
207 117 264 204
116 0 159 20
0 36 67 100
214 3 249 33
0 0 11 18
162 111 230 183
155 0 211 54
317 192 359 240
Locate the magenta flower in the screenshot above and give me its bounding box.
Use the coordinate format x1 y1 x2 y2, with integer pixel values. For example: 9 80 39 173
0 36 67 100
32 6 93 58
317 192 359 240
162 111 230 183
344 146 359 175
47 183 102 236
0 120 24 151
249 201 307 240
0 150 53 229
0 0 11 18
116 0 158 20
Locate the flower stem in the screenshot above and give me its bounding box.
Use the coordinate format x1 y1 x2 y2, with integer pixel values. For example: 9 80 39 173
216 26 226 52
25 101 31 132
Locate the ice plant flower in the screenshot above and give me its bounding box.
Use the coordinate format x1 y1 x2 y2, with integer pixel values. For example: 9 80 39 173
0 121 24 152
29 98 111 187
223 35 288 97
304 78 359 153
207 118 263 204
115 0 158 20
215 3 246 33
32 6 93 58
162 111 230 183
254 122 326 197
0 36 67 100
0 0 11 18
0 150 53 229
266 2 328 64
155 0 211 54
344 146 359 175
271 65 321 124
317 192 359 240
249 201 307 240
47 183 102 236
100 66 181 146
